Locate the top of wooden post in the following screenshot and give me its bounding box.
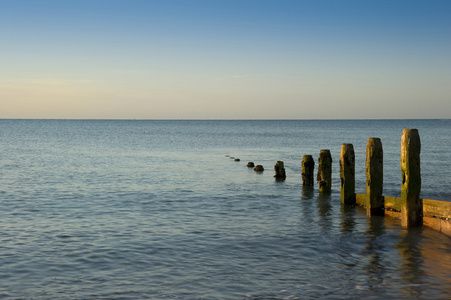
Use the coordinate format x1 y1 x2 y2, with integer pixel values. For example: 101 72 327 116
401 129 421 154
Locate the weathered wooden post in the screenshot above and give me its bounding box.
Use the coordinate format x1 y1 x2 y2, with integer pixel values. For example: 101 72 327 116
340 144 355 205
274 161 286 179
366 138 384 216
317 150 332 193
401 129 422 227
302 155 315 186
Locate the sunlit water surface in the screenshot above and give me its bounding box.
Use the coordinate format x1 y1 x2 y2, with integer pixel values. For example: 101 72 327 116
0 119 450 299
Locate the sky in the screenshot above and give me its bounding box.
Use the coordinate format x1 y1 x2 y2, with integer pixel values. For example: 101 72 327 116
1 0 450 119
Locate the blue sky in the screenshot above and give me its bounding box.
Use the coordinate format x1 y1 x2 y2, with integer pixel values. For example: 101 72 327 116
1 0 450 119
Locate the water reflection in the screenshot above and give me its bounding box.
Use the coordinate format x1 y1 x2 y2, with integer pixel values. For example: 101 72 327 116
338 205 358 275
340 205 356 233
396 227 426 298
301 185 314 200
317 193 332 231
300 186 314 223
363 216 387 289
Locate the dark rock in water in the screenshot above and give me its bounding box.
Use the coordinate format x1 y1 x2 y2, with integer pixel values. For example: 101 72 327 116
254 165 264 172
225 155 230 157
247 162 255 168
234 158 240 162
229 157 235 159
274 161 286 179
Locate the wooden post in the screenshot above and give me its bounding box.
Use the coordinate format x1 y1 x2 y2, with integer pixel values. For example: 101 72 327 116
401 129 422 227
301 155 315 186
274 161 286 179
317 150 332 193
366 138 384 216
340 144 355 205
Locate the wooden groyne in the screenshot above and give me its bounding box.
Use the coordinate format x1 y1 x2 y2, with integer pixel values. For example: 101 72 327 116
348 129 451 237
229 128 451 237
302 129 450 237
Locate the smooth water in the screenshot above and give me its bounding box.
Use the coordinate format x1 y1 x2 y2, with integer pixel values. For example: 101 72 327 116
0 119 450 299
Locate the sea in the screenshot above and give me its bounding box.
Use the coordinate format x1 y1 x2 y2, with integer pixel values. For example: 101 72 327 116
0 119 450 299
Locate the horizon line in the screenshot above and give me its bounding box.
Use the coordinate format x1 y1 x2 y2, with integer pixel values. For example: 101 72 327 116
1 118 450 121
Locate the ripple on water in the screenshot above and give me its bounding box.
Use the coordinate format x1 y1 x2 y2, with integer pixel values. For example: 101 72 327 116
1 120 451 299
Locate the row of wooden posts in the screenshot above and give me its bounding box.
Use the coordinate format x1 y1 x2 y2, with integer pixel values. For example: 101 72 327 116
297 129 422 228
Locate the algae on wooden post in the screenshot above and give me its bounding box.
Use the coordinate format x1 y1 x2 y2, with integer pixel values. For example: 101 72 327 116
401 129 422 227
302 155 315 186
366 138 384 216
317 150 332 193
340 144 355 205
274 161 286 179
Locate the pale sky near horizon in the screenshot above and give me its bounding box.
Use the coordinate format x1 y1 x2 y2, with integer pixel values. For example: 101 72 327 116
1 0 450 119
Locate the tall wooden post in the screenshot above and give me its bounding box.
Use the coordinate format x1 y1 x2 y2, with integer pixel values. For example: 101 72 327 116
317 150 332 193
340 144 355 205
274 161 286 179
302 155 315 186
366 138 384 216
401 129 422 227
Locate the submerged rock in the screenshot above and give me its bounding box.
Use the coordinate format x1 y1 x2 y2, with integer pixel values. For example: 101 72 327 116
234 158 240 162
254 165 264 172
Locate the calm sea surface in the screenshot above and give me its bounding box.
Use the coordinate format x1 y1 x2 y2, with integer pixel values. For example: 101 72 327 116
0 119 450 299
